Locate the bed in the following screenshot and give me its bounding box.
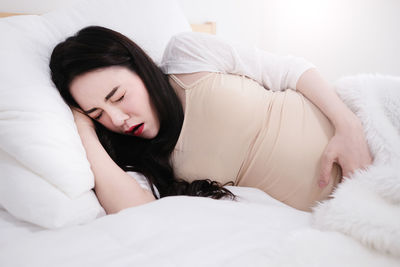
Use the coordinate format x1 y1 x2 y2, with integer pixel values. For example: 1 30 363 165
1 0 399 266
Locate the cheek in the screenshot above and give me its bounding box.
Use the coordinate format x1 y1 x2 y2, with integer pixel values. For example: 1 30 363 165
123 90 155 119
98 116 119 132
140 91 155 114
124 93 144 113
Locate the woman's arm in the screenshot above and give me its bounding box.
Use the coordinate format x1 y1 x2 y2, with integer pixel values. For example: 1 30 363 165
162 32 372 186
296 68 373 187
72 109 156 214
161 32 314 92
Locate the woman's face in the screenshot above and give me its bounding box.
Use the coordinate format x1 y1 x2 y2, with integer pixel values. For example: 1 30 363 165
70 66 160 139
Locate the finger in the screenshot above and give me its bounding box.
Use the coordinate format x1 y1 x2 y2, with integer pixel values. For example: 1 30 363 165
364 154 373 167
319 153 335 188
341 167 351 181
340 162 359 180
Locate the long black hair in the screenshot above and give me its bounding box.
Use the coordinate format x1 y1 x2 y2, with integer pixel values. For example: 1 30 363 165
49 26 236 201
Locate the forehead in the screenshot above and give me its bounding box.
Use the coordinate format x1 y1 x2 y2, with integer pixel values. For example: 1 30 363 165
69 66 130 104
71 66 126 92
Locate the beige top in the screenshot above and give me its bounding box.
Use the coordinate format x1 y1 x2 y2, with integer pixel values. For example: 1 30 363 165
168 72 341 211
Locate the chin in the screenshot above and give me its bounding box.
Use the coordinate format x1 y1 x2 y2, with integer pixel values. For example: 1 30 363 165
148 128 160 140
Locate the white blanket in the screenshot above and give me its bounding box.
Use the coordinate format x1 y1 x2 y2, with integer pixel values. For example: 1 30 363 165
312 73 400 257
0 186 398 267
0 74 399 266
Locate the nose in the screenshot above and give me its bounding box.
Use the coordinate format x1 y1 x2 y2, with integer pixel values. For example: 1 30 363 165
107 107 129 127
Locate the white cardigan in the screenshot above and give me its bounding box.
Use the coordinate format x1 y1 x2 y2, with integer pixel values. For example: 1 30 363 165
160 31 316 92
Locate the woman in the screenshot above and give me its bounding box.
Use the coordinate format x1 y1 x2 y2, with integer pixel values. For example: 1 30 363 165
49 26 372 214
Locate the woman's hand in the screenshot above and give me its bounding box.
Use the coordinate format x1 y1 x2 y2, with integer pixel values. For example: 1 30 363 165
318 115 373 187
71 107 95 132
70 108 156 214
295 68 373 188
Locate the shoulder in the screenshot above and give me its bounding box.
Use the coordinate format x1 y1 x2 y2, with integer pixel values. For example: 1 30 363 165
162 32 211 60
160 32 224 74
163 31 232 58
160 32 235 74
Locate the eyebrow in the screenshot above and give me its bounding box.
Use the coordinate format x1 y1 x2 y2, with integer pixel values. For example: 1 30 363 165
83 86 120 114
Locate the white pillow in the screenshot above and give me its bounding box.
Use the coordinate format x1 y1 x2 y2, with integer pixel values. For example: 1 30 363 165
0 0 191 228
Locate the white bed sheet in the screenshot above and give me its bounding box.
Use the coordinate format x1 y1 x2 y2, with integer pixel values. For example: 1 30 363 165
0 186 398 267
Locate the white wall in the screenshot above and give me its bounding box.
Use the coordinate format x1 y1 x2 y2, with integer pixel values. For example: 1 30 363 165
258 0 400 82
1 0 399 82
178 0 400 82
0 0 77 13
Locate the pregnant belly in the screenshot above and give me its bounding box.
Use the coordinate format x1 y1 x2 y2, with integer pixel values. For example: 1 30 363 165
235 90 342 211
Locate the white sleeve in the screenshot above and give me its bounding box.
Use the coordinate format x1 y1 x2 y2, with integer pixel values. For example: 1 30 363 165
160 32 316 91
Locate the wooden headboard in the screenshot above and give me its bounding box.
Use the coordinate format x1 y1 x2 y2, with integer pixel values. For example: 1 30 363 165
190 22 216 35
0 12 216 34
0 12 21 18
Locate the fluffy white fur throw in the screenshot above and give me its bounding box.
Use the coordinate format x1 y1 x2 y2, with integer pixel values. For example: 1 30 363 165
312 74 400 257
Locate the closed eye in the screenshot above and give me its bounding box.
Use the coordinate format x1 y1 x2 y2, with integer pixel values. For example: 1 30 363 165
115 94 125 102
94 112 103 120
92 94 125 120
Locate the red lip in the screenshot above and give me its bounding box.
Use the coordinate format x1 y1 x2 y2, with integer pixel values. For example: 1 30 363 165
125 123 144 136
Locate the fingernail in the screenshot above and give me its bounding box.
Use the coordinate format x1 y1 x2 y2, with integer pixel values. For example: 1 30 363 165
319 180 326 188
